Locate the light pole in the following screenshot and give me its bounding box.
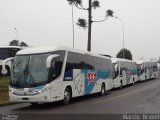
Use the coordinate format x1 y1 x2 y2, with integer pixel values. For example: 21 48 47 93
115 16 125 58
72 5 75 48
14 28 19 45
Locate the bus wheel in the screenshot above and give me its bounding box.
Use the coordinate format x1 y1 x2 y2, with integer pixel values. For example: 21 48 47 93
154 73 156 79
101 83 105 95
145 76 147 80
0 66 10 76
63 88 71 105
30 103 39 106
0 66 2 76
5 66 10 76
1 66 10 76
119 80 123 89
132 78 135 85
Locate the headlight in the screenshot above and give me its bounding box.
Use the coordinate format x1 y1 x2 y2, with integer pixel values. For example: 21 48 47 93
9 87 16 94
35 90 45 94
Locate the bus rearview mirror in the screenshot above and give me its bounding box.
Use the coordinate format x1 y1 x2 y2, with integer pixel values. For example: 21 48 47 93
1 57 14 75
141 64 144 69
114 64 118 72
46 54 60 68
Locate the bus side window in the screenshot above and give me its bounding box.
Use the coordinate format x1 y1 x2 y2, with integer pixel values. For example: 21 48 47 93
80 61 87 69
50 51 65 81
50 61 62 80
153 66 158 72
86 56 95 70
113 67 119 79
11 49 20 57
64 52 83 81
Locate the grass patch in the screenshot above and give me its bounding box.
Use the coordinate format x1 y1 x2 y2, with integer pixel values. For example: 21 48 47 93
0 76 9 104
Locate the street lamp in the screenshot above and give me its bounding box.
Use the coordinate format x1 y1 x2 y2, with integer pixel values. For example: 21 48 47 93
71 5 75 48
14 28 19 45
115 16 125 59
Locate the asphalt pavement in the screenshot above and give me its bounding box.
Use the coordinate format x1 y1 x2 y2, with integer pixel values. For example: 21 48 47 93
0 78 160 120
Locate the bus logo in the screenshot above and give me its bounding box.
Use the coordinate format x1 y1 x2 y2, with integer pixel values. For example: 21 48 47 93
87 71 97 85
127 71 132 78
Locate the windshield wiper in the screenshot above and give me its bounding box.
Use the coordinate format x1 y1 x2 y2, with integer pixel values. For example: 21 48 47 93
15 64 29 85
12 60 20 71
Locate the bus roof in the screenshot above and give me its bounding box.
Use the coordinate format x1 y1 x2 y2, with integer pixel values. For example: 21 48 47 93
136 60 157 65
112 58 134 63
0 46 22 49
16 46 111 60
136 60 145 64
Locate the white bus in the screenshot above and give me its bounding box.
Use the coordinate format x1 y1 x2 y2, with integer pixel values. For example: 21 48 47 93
112 58 138 88
136 60 158 81
8 47 113 104
0 46 21 76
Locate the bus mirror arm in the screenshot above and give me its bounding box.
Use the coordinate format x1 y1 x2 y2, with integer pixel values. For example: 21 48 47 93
1 57 14 75
141 64 144 70
46 54 60 68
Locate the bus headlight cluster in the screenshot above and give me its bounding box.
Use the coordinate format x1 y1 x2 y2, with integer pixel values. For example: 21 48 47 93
9 88 15 94
10 90 14 94
34 85 49 95
37 90 44 94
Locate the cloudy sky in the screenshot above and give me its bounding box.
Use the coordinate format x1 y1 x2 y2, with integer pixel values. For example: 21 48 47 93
0 0 159 60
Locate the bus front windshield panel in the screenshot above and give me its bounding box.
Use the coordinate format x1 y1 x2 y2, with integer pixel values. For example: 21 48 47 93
113 63 119 79
10 53 50 88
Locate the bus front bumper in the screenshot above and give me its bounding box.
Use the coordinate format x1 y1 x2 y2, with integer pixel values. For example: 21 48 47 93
9 91 51 103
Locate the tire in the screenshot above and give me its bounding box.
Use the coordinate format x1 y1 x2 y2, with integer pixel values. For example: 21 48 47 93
63 88 71 105
154 74 156 79
132 78 135 85
145 75 147 80
0 66 2 76
5 66 10 76
101 83 105 95
119 80 123 89
30 103 39 106
0 65 10 76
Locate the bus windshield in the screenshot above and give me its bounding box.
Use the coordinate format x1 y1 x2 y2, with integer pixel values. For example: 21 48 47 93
10 53 50 88
113 63 119 79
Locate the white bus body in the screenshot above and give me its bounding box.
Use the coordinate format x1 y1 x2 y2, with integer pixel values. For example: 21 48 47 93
9 47 113 104
0 46 21 76
136 60 158 81
112 58 138 88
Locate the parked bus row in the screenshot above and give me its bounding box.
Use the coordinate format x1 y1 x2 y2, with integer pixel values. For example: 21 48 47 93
0 46 159 105
112 58 158 88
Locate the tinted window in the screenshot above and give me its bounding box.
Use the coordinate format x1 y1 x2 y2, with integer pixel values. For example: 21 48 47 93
50 51 66 81
65 52 88 72
86 56 95 70
0 48 10 59
153 65 158 72
94 57 109 71
65 52 111 72
0 48 20 60
10 48 20 57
